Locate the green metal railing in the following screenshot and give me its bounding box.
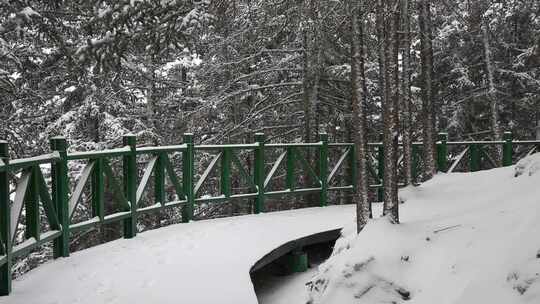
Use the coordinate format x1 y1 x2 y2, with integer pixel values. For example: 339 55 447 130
0 132 355 295
0 131 538 296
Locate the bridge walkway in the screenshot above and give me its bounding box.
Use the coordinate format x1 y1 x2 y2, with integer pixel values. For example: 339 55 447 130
4 205 353 304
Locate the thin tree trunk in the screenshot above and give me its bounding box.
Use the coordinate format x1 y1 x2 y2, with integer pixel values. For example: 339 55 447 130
390 3 401 210
379 0 400 223
481 20 501 149
401 0 413 186
302 0 322 145
418 0 436 178
302 0 323 206
359 5 371 219
302 28 313 145
376 0 388 208
350 0 370 233
147 56 158 139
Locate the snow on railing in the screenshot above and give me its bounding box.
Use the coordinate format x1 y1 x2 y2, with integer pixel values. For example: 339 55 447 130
0 131 539 296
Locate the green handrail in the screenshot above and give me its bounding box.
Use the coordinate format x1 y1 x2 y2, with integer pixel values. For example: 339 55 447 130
1 131 539 296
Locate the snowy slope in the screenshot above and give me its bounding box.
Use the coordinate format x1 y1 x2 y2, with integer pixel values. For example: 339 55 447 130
307 154 540 304
3 205 354 304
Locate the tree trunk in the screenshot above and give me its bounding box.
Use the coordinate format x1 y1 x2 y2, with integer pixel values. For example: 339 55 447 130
302 29 313 145
147 56 158 139
379 0 400 223
481 20 501 147
401 0 413 186
390 3 401 211
302 0 323 206
302 0 322 145
350 0 370 233
418 0 436 178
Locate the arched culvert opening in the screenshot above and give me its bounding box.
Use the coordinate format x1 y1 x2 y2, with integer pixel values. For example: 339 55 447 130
250 229 341 303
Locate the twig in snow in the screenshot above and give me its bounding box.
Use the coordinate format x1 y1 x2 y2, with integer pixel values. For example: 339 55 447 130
433 224 462 234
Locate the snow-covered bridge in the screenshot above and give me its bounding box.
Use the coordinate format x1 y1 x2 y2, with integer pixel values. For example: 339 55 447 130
1 131 538 303
4 205 353 304
0 133 358 299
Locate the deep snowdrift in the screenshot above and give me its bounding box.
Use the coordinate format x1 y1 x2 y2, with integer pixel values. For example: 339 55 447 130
307 154 540 304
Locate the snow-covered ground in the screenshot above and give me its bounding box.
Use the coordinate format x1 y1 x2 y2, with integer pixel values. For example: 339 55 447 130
307 153 540 304
256 203 385 304
3 205 354 304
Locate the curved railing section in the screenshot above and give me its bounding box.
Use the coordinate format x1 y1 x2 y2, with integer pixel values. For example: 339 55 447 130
0 131 538 296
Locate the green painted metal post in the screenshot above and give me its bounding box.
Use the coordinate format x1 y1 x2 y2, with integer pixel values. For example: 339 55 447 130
502 131 513 167
288 249 308 273
25 165 40 240
318 133 329 207
377 133 384 202
51 137 70 258
469 143 480 172
182 133 195 223
436 133 448 172
122 135 137 239
92 158 104 220
254 133 265 214
154 153 165 205
286 146 296 191
221 147 231 198
0 141 12 295
154 152 166 228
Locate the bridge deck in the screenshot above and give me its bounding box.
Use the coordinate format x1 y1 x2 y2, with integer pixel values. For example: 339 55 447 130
4 205 354 304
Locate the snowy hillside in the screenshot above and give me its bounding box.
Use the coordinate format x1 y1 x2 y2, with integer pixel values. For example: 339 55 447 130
307 154 540 304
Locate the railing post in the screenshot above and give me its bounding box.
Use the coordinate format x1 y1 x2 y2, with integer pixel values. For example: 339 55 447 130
377 133 384 202
154 153 165 206
469 143 480 172
26 165 40 240
318 133 328 207
122 135 137 239
436 132 448 172
92 158 104 220
287 248 308 273
182 133 195 223
502 131 513 167
51 137 70 258
221 147 231 199
536 123 540 154
536 122 540 152
254 133 265 214
286 146 295 192
0 141 12 295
